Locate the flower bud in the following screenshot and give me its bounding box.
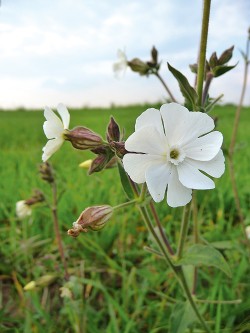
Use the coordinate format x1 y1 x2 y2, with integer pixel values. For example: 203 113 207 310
64 127 103 150
39 162 54 183
218 46 234 65
189 63 198 74
24 281 36 291
209 52 218 69
68 205 113 236
16 200 32 219
107 117 120 142
151 46 158 65
246 225 250 240
79 159 93 169
88 153 112 175
128 58 151 76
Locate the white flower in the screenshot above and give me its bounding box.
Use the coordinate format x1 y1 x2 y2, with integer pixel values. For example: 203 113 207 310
123 103 225 207
16 200 32 219
42 103 70 162
113 49 127 78
246 226 250 240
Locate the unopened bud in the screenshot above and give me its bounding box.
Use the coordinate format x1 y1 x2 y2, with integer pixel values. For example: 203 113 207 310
218 46 234 65
16 200 32 219
79 159 93 169
128 58 151 76
151 46 158 64
25 189 45 206
107 117 120 142
68 205 113 236
24 281 36 291
64 127 103 150
88 153 113 175
189 63 198 74
39 162 54 183
246 225 250 240
209 52 218 68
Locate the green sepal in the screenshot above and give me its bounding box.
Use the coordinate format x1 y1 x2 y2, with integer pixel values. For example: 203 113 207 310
212 63 237 77
117 162 134 199
175 244 232 277
168 63 198 110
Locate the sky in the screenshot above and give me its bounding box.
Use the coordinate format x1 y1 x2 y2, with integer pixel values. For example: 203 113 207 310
0 0 249 109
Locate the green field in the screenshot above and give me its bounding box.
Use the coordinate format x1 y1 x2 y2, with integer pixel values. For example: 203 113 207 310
0 104 250 332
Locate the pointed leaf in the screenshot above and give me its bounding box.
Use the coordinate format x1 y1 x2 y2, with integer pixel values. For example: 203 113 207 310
169 302 196 333
175 244 232 277
117 162 134 199
168 63 198 109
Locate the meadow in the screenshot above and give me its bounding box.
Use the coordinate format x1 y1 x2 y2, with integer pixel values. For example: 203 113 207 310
0 104 249 332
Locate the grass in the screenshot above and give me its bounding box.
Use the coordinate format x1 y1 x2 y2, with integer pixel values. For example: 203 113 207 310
0 103 249 332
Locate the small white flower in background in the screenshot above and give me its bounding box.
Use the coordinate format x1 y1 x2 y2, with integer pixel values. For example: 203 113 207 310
16 200 32 219
113 49 127 78
42 103 70 162
123 103 225 207
245 226 250 240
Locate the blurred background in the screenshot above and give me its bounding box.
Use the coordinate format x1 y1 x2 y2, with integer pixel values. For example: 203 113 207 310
0 0 249 110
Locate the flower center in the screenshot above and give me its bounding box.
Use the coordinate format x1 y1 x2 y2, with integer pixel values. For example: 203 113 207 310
169 146 185 166
170 149 179 159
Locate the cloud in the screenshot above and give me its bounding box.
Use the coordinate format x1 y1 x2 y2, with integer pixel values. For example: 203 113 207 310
0 0 249 108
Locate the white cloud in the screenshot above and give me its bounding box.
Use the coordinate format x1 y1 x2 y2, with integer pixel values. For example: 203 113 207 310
0 0 249 108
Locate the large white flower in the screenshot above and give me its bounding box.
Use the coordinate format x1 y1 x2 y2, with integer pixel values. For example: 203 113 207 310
42 103 70 162
113 49 127 78
123 103 225 207
16 200 32 219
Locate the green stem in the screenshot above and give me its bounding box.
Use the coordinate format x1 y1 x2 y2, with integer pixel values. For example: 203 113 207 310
177 201 192 259
139 183 148 202
51 181 69 280
113 199 138 210
149 201 175 255
154 72 177 102
196 0 212 107
192 192 199 295
178 269 211 332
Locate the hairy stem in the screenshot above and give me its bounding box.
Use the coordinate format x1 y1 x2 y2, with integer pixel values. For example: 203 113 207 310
149 201 175 255
51 181 69 280
154 72 177 102
196 0 212 107
202 72 213 105
177 201 192 259
192 192 199 295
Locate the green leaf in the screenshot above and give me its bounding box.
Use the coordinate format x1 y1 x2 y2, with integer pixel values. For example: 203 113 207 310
175 244 232 277
169 302 196 333
117 162 134 199
168 63 198 109
212 64 237 77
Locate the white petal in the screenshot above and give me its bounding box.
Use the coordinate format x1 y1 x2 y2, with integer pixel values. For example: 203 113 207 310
184 131 223 161
135 108 164 136
145 162 172 202
185 150 225 178
160 103 215 146
125 126 168 155
177 160 215 189
42 138 64 162
166 167 192 207
43 107 64 139
123 153 164 183
57 103 70 129
43 119 64 139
